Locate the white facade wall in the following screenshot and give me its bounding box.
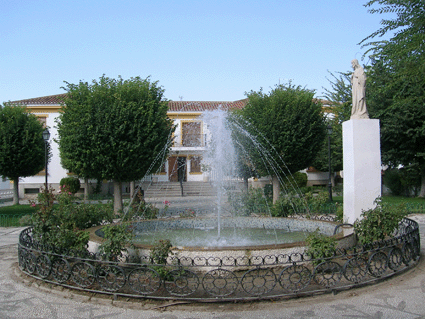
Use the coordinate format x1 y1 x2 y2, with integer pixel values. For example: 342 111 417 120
19 109 72 197
0 177 11 189
18 106 332 196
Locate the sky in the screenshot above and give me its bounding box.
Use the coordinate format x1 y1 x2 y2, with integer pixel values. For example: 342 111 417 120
0 0 394 103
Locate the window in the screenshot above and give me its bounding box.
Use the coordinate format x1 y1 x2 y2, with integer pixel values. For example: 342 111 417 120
190 156 202 173
158 162 166 174
182 122 202 146
37 116 47 128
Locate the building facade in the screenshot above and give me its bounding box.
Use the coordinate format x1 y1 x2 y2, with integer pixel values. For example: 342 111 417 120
11 94 330 198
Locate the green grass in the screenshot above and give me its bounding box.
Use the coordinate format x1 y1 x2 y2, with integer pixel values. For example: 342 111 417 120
332 195 425 205
331 195 425 214
333 196 343 204
0 204 38 215
0 204 36 227
381 196 425 204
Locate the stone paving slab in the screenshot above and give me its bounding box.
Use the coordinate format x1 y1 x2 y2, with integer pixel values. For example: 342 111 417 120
0 218 425 318
0 227 26 248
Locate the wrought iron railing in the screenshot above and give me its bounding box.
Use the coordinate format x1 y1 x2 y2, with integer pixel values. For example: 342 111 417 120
17 218 420 302
173 134 207 147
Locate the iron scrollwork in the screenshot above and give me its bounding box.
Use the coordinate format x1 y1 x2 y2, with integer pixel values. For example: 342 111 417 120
17 217 420 302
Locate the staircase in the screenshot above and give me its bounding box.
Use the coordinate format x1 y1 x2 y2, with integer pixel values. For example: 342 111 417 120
143 182 218 197
143 181 245 198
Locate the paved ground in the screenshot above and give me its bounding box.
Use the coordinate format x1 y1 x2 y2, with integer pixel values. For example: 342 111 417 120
1 216 425 318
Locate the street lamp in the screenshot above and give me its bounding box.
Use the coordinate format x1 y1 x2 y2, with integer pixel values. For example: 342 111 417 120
327 125 333 202
42 128 50 190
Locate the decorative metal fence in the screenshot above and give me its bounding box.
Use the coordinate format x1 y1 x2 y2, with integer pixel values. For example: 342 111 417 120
18 218 420 302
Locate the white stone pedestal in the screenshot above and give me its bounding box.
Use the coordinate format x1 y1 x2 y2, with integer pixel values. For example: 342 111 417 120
343 119 381 224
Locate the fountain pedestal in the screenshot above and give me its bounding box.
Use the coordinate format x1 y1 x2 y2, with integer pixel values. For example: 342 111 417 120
343 119 381 224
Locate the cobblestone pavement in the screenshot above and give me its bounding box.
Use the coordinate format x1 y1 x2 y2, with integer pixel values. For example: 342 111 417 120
1 216 425 318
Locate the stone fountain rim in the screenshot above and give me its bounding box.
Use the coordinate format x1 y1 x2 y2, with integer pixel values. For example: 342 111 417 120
88 217 351 252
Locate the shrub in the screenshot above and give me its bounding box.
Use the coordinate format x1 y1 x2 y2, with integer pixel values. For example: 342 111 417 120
354 198 408 245
150 239 174 280
50 227 90 253
264 184 273 199
334 202 343 223
383 166 421 197
228 188 271 216
123 199 158 221
271 190 336 218
399 165 421 196
99 223 134 261
54 190 114 229
271 191 307 217
288 172 308 189
305 230 337 265
383 169 404 196
18 214 33 226
305 191 329 214
150 239 173 264
60 177 81 194
333 184 343 196
30 187 114 255
299 186 314 194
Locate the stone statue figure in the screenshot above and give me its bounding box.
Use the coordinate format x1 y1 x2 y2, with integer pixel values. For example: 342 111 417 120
350 59 369 119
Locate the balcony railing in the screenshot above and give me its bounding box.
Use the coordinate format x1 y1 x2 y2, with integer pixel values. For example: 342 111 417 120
174 134 207 147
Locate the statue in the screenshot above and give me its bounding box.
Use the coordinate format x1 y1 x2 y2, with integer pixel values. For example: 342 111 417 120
350 59 369 119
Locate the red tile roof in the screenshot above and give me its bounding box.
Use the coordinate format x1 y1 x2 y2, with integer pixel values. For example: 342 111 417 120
11 94 67 105
11 95 331 112
168 99 248 112
11 94 249 111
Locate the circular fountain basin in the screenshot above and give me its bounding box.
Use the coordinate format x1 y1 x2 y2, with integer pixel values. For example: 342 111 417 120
128 217 338 248
89 217 355 266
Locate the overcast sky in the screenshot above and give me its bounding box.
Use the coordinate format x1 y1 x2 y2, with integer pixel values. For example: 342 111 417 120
1 0 394 103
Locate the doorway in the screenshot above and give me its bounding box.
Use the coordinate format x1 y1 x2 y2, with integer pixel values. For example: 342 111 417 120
168 156 187 182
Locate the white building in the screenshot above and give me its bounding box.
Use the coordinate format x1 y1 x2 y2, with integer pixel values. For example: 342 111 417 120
11 94 331 198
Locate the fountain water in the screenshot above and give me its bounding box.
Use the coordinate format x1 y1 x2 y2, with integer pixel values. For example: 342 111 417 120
201 108 237 240
20 106 420 302
115 107 335 249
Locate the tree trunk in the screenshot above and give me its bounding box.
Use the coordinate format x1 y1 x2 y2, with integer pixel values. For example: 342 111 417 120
130 181 135 198
272 175 280 204
84 178 89 203
113 180 123 214
12 177 19 205
419 169 425 198
243 177 249 192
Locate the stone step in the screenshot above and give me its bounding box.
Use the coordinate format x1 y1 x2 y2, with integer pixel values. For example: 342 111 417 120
143 182 218 197
142 182 244 197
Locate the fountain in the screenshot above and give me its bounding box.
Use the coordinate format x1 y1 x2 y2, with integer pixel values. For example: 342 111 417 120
18 71 421 301
90 107 349 257
19 107 420 301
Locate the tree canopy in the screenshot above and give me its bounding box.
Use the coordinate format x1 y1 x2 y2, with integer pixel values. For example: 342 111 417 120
0 104 45 204
360 0 425 196
238 83 326 202
57 75 174 211
311 71 352 174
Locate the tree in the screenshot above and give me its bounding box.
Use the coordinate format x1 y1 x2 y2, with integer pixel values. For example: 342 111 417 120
311 71 352 176
0 104 45 205
360 0 425 196
228 111 258 191
239 83 327 203
57 76 174 212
